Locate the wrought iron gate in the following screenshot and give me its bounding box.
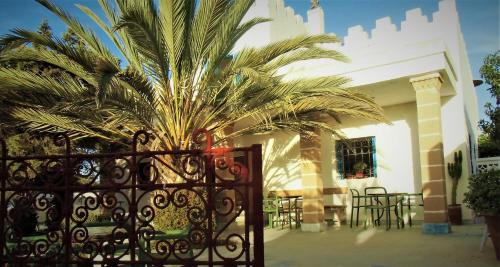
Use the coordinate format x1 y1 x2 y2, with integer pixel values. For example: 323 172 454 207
0 130 264 266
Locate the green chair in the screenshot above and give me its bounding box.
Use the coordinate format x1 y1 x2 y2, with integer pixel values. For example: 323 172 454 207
349 188 371 228
263 197 279 228
405 191 424 227
364 187 403 230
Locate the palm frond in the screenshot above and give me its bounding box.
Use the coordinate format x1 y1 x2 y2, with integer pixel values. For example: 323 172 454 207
0 47 97 86
0 0 387 150
12 107 111 140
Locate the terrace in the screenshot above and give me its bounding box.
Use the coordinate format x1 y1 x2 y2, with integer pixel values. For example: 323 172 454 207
263 224 498 267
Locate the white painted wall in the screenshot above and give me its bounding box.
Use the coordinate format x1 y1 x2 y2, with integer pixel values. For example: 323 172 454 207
327 103 423 221
233 0 309 52
235 131 302 194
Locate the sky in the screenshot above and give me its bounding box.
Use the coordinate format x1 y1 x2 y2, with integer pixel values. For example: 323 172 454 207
0 0 498 123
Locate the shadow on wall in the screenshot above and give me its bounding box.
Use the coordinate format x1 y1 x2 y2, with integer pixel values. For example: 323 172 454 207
332 102 419 193
262 134 300 195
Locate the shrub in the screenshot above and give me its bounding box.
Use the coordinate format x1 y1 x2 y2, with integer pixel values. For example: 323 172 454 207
152 189 208 232
85 209 112 224
464 170 500 215
8 197 39 236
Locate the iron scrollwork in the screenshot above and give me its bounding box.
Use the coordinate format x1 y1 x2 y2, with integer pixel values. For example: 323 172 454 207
0 129 264 266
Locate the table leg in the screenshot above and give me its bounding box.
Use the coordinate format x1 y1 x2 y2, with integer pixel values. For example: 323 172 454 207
399 195 404 228
370 197 374 226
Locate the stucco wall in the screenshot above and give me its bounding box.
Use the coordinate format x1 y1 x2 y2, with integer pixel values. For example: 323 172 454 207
329 102 420 193
329 102 424 221
233 0 308 52
235 131 302 194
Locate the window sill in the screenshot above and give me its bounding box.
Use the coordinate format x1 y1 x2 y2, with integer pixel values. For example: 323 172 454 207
344 176 376 180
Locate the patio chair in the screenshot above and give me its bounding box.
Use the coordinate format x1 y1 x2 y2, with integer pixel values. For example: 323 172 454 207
364 187 403 230
263 197 279 228
277 197 293 229
294 197 303 228
349 188 371 228
404 191 424 227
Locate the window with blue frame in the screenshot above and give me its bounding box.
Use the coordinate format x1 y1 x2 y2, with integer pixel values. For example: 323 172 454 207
336 136 377 179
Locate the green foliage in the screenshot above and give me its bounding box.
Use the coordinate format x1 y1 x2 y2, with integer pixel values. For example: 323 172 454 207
8 196 39 236
34 19 52 50
37 19 53 39
353 161 367 173
480 51 500 101
84 209 112 225
152 190 208 232
4 133 63 179
447 150 463 205
478 133 500 157
479 51 500 145
62 28 83 48
464 170 500 215
5 132 61 156
0 0 386 151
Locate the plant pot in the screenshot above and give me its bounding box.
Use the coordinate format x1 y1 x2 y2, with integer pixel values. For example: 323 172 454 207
448 204 462 225
355 172 364 178
485 214 500 261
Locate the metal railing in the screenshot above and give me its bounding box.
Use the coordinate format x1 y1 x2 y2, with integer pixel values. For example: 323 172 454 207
477 156 500 173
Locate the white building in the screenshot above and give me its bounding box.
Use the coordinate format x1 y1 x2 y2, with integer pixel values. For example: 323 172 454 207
234 0 479 233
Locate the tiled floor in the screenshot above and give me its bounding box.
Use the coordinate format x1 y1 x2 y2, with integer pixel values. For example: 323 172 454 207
263 223 499 267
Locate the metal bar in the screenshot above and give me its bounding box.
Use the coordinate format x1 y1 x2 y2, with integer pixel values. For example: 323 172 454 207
1 181 255 192
2 147 252 161
61 134 71 266
251 144 264 266
0 139 7 263
206 152 215 267
130 132 142 266
244 151 250 267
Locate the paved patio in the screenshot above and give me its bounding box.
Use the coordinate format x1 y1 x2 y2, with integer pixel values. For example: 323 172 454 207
263 224 499 267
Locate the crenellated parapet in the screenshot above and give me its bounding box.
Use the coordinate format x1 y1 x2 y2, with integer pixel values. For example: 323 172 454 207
342 0 460 51
234 0 309 50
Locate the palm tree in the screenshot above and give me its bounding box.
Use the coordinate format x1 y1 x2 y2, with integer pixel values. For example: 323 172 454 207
0 0 385 151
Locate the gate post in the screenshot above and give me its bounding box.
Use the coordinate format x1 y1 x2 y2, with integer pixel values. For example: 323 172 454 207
252 144 264 266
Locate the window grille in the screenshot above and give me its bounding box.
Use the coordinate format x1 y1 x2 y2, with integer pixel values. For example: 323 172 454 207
336 136 377 179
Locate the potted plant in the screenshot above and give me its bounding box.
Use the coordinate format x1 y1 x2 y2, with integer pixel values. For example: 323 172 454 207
447 150 463 225
464 169 500 260
353 161 367 178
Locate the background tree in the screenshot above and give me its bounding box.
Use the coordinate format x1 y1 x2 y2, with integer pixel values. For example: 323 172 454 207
478 51 500 157
62 28 84 49
478 133 500 158
34 19 52 49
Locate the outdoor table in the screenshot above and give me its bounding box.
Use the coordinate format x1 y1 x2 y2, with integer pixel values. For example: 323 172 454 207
367 192 406 229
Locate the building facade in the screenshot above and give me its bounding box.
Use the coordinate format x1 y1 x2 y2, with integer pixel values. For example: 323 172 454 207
234 0 479 233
